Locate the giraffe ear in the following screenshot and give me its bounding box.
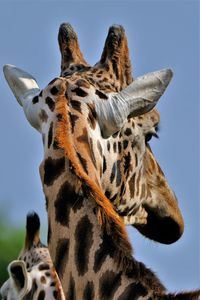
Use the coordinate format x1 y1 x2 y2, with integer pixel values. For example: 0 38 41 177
3 65 42 131
8 260 31 298
3 64 40 106
95 69 173 138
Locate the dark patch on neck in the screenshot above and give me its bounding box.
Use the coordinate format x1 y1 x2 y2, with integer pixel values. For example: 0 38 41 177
116 160 122 187
54 181 82 226
110 162 116 183
69 112 79 133
77 152 88 174
118 141 122 154
89 138 97 168
70 100 82 113
97 141 103 157
99 270 122 299
123 139 129 150
77 128 96 167
107 141 110 151
103 156 107 173
105 190 111 199
113 142 117 153
110 193 118 202
54 238 69 279
124 151 131 175
75 215 93 276
48 122 53 148
87 103 97 130
118 283 148 300
125 260 166 294
66 273 76 300
43 157 65 186
94 231 116 273
135 153 138 167
129 173 136 199
83 281 95 300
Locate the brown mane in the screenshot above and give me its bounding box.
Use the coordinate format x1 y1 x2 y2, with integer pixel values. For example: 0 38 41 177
55 93 134 268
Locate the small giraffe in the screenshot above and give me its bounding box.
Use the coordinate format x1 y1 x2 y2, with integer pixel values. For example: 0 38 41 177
0 212 65 300
3 24 199 298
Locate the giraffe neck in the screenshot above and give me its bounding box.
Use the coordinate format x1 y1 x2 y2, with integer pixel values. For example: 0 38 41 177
49 192 166 299
40 153 165 299
38 91 166 298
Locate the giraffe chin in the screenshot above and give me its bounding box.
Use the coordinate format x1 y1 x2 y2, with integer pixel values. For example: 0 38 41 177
134 206 184 244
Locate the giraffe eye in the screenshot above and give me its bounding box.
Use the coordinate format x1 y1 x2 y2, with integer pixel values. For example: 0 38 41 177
145 133 153 143
145 131 159 143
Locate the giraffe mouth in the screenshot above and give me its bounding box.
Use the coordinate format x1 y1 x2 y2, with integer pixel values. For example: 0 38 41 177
133 205 184 244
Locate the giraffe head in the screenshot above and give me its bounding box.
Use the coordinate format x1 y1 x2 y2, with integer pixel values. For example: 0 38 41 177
3 23 184 244
0 212 64 300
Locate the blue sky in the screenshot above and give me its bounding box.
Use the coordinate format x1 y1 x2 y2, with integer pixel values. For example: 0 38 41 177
0 0 199 292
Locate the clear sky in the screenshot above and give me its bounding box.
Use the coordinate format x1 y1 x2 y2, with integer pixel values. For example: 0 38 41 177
0 0 199 293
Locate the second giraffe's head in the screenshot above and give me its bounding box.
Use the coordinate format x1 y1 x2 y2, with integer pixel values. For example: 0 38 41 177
4 23 184 244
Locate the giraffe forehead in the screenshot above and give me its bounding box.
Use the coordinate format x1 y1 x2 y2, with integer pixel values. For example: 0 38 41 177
20 246 51 267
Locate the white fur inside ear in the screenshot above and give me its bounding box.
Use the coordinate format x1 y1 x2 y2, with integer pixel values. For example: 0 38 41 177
3 65 42 132
3 64 40 106
8 260 31 299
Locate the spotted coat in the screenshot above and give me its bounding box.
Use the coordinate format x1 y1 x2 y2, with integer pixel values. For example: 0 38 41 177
3 23 200 299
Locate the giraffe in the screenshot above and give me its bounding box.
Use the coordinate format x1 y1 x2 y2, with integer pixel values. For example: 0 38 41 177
3 23 200 299
0 212 65 300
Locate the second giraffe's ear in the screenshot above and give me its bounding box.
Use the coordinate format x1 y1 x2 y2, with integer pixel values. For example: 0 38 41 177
8 260 31 298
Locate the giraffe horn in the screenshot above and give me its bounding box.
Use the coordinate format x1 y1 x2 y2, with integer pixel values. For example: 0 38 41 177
3 64 40 106
97 24 133 87
95 69 173 138
58 23 89 75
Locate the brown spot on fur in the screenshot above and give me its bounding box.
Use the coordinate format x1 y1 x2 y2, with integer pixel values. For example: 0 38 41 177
40 276 46 284
97 141 103 157
129 173 136 199
72 87 88 97
87 103 97 130
95 89 108 100
69 112 79 133
76 78 90 89
39 109 48 122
